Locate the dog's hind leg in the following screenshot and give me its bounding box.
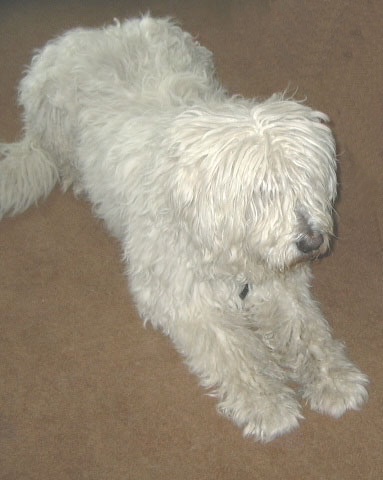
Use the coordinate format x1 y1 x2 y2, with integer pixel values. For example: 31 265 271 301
0 43 80 220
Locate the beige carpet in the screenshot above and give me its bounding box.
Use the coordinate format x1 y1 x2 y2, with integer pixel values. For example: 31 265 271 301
1 1 382 479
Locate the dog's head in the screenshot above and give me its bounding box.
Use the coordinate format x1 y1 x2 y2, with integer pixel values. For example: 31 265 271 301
166 94 337 275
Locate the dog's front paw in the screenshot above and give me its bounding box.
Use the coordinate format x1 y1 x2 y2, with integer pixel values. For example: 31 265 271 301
220 389 303 442
303 365 369 418
244 399 303 443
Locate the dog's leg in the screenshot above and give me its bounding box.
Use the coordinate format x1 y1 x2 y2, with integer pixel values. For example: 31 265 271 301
293 300 368 418
160 286 303 442
262 278 369 418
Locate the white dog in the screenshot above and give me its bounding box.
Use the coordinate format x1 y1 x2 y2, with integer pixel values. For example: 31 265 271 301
0 16 368 441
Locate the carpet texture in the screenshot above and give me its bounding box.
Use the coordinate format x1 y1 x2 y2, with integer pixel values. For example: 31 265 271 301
0 1 382 479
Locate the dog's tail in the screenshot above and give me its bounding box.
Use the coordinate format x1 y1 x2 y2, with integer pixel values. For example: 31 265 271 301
0 138 58 220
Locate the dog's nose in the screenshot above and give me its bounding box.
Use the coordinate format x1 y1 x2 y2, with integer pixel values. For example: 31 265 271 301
296 232 324 254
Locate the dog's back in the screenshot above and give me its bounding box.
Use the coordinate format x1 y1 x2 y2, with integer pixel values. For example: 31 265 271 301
20 16 219 113
0 16 221 220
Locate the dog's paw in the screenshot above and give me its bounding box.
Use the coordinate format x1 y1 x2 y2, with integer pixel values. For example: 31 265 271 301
244 400 303 443
220 390 303 442
303 366 369 418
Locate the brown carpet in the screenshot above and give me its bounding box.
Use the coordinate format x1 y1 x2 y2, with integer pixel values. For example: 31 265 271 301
1 1 382 479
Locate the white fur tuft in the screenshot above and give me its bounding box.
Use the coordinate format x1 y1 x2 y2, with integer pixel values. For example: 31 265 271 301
0 139 58 219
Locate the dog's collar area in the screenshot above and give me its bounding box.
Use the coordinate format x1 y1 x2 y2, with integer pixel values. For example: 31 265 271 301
239 284 249 300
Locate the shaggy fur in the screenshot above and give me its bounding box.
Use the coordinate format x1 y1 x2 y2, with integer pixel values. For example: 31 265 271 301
0 16 368 442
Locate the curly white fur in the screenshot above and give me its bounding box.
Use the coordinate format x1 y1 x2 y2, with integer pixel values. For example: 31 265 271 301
0 16 368 442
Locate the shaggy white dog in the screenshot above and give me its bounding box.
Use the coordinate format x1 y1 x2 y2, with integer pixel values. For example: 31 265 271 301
0 16 368 441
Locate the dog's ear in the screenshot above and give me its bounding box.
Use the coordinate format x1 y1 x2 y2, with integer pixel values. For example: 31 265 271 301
164 107 261 261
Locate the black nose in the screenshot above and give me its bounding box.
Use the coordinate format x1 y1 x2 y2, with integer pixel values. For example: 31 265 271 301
296 232 324 254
